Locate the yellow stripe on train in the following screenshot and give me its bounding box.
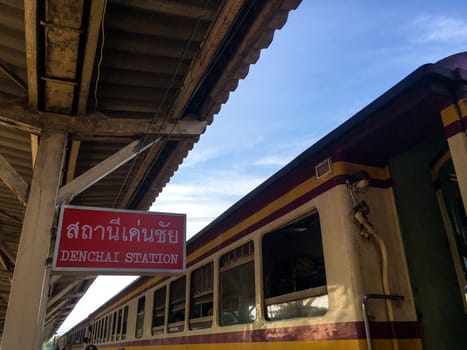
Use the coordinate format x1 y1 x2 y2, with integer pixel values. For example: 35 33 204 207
101 338 422 350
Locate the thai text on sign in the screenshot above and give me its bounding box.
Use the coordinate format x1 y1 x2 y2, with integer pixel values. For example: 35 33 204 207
52 205 186 274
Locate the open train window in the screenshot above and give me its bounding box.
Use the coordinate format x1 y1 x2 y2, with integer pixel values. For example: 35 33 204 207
168 276 186 333
190 262 213 330
262 211 328 320
152 286 166 335
219 241 256 326
135 296 145 338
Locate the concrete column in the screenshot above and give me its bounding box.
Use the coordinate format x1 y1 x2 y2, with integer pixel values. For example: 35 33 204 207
1 131 66 350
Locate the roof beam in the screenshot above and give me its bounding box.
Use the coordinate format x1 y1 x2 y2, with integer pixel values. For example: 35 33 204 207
136 140 191 210
0 256 8 271
112 0 218 20
65 140 80 183
168 0 247 120
0 103 207 137
0 103 40 134
45 299 68 324
24 0 38 108
126 0 246 209
57 137 161 205
200 0 293 119
115 137 166 208
77 1 107 115
30 134 38 168
0 62 27 92
67 114 207 137
0 153 29 205
47 280 81 308
0 242 16 265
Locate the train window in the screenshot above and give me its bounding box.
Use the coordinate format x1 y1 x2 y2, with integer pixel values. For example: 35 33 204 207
98 318 103 343
168 276 186 333
94 321 98 343
135 296 146 338
152 286 166 335
262 212 328 321
103 316 108 342
190 262 213 330
106 314 111 342
219 241 256 326
111 311 117 340
114 311 120 340
122 306 129 340
93 320 97 343
109 314 114 341
89 322 94 343
101 317 106 342
116 308 123 340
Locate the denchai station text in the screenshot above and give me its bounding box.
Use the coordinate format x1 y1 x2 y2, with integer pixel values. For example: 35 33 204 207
59 250 179 264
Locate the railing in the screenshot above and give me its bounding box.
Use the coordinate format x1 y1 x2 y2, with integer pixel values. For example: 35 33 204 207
361 294 404 350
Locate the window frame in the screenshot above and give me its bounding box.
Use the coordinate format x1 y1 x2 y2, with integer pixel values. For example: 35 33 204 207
151 286 167 335
219 241 256 326
135 295 146 338
189 262 214 330
261 211 328 321
168 276 186 333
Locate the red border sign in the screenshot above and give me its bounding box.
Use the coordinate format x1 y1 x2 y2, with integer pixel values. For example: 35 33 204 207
52 205 186 274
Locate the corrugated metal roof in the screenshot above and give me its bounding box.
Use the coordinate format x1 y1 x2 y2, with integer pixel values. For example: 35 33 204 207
0 0 301 339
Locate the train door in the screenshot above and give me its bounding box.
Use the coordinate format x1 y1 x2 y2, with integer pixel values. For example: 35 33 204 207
436 160 467 310
388 138 467 350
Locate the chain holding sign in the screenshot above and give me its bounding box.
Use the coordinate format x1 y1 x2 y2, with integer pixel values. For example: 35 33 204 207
52 205 186 274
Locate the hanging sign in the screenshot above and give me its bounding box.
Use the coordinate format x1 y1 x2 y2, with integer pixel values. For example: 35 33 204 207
52 205 186 274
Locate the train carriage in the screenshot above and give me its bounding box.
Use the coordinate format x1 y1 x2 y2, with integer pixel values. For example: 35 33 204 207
57 52 467 350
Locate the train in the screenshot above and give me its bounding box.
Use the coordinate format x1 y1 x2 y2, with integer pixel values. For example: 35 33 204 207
56 52 467 350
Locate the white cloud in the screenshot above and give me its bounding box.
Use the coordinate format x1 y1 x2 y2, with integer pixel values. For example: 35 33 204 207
252 155 290 166
412 15 467 43
250 137 320 168
152 171 266 238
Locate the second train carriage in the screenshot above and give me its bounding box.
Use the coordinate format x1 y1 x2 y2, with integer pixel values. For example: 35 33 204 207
57 52 467 350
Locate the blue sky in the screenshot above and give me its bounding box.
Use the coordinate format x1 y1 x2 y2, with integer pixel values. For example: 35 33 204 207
152 0 467 238
57 0 467 334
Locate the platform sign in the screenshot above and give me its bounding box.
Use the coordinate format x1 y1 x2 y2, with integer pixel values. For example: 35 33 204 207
52 205 186 274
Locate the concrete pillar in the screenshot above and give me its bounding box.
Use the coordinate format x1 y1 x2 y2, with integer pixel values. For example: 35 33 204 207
1 131 66 350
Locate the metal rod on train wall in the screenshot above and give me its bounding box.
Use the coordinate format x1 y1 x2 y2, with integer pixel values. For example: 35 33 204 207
361 294 404 350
